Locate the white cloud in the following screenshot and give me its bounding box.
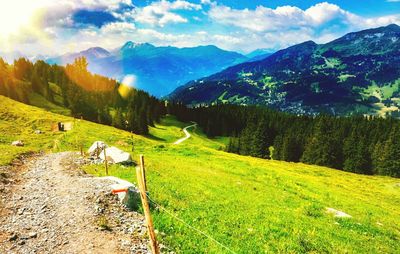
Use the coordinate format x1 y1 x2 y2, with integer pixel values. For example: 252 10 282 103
2 1 400 57
208 3 354 32
305 2 347 25
200 0 212 5
135 0 202 27
170 0 201 10
208 2 400 32
101 22 136 34
203 2 400 52
57 0 133 11
363 15 400 27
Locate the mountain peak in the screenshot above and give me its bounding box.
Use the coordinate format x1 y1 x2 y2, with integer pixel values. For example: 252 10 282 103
300 40 317 46
121 41 154 50
383 23 400 32
80 47 110 58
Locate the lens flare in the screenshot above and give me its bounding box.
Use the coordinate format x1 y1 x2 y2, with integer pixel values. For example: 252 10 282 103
118 75 136 99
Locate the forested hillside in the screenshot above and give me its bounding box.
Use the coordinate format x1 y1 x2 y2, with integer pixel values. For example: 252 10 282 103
170 104 400 177
170 24 400 117
1 56 400 178
0 57 165 135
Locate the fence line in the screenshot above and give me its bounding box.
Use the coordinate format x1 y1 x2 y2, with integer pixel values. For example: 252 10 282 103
145 193 238 254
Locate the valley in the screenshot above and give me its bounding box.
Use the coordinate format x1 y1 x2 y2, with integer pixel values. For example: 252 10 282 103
170 24 400 117
1 96 399 253
1 2 400 252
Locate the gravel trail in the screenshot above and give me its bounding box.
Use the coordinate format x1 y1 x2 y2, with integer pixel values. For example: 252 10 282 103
0 152 153 254
173 123 197 145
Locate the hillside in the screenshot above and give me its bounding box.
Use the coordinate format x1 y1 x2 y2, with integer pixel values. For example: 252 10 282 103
1 96 399 253
170 24 400 117
49 43 248 97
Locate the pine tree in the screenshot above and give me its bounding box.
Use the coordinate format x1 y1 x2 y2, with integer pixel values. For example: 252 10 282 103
272 135 284 160
112 108 124 129
301 118 343 169
251 120 271 158
343 130 372 174
376 127 400 177
281 132 303 162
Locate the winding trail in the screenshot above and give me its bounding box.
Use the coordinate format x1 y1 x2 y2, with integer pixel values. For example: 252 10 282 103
0 152 150 254
174 123 197 145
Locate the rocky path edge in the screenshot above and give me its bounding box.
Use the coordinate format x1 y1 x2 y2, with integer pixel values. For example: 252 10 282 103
0 152 171 254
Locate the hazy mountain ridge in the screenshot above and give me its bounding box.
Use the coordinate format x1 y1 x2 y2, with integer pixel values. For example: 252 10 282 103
170 24 400 117
48 43 249 97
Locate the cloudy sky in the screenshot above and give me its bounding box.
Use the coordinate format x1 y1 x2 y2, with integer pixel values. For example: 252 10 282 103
1 0 399 56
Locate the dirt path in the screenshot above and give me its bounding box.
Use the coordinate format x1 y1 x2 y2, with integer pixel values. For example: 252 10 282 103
173 123 197 145
0 152 153 254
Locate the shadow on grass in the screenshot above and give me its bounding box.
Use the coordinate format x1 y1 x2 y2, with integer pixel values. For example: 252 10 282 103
146 134 166 141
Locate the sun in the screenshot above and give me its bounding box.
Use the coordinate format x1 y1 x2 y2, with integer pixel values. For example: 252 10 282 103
0 0 43 40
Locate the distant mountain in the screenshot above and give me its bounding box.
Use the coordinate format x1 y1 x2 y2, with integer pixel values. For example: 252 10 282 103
246 49 274 62
0 51 52 64
170 24 400 117
0 51 25 63
48 43 248 97
50 47 111 63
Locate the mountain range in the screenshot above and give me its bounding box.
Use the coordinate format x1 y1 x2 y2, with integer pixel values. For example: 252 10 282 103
170 24 400 117
48 43 255 97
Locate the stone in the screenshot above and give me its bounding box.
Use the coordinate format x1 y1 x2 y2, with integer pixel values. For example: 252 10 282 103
11 140 24 147
99 147 132 164
28 232 38 238
9 233 18 241
34 130 42 134
88 141 108 157
326 207 352 218
122 187 141 211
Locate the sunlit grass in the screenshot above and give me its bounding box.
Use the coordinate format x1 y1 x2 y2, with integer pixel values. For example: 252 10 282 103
28 92 71 116
1 95 399 253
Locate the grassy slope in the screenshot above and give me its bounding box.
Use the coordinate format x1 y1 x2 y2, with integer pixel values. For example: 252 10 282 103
28 92 71 116
0 95 399 253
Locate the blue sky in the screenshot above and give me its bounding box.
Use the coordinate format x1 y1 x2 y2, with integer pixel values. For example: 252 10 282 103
0 0 399 56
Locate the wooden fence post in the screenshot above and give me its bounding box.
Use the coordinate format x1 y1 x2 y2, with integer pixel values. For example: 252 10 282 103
136 157 159 254
104 148 108 176
96 143 100 159
139 155 147 191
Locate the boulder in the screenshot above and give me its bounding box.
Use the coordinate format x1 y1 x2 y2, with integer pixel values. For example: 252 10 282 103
326 207 352 218
104 176 141 210
123 187 141 211
99 146 132 164
11 140 24 147
88 141 107 157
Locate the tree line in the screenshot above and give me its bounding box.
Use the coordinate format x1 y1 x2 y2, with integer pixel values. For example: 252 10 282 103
0 57 166 135
169 103 400 178
2 56 399 177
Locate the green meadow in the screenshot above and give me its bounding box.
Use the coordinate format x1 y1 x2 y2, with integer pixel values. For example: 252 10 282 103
1 95 399 253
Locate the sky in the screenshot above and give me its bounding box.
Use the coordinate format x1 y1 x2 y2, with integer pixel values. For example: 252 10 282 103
0 0 399 56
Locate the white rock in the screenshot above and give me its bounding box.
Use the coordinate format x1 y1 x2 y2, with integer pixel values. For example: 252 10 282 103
99 147 132 164
326 207 352 218
11 140 24 147
88 141 107 156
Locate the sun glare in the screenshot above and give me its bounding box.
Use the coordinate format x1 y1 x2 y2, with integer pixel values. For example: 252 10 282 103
0 1 44 42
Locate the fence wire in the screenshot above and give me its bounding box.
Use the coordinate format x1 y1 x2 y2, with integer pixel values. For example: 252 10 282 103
145 193 238 254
